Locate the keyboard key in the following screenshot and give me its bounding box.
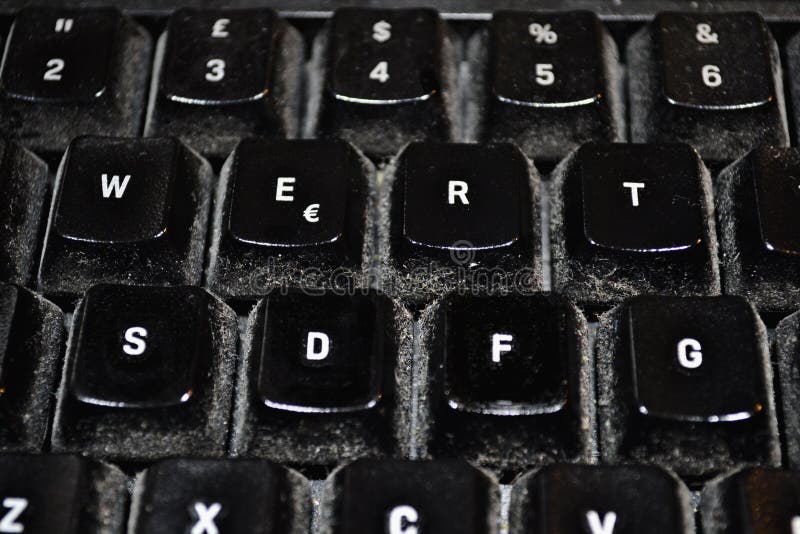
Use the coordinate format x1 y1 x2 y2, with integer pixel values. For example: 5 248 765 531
38 136 212 296
207 138 374 299
550 143 719 307
596 296 780 479
717 146 800 311
467 11 624 161
701 468 800 534
421 294 592 471
321 459 499 534
51 284 238 462
130 458 311 534
628 12 788 162
310 8 459 159
0 454 127 534
230 291 412 466
381 142 540 309
145 9 303 161
0 286 63 452
0 141 48 285
775 312 800 469
510 464 695 533
0 8 152 163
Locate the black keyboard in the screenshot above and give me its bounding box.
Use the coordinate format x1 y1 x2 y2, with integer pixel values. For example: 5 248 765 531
5 1 800 533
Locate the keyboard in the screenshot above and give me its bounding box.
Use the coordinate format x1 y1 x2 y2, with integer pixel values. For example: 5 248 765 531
5 0 800 532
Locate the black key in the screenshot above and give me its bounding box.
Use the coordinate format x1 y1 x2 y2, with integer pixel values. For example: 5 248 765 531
596 296 780 479
0 454 127 534
311 8 459 159
51 284 238 462
0 8 152 163
511 464 695 534
423 294 592 471
0 285 63 452
323 459 498 534
38 136 212 296
628 12 788 162
382 142 540 308
701 468 800 534
230 291 411 467
0 140 48 285
775 312 800 469
470 11 623 161
717 146 800 311
130 458 310 534
207 139 373 299
550 143 719 307
145 9 303 161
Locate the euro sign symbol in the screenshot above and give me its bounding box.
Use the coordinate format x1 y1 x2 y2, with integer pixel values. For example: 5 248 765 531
372 20 392 43
303 203 320 223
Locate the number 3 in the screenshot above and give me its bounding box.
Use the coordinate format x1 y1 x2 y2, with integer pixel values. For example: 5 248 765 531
43 58 64 81
535 63 554 86
369 61 389 83
205 59 225 82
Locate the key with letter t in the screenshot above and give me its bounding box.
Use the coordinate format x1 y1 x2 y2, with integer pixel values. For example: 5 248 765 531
596 295 780 479
550 143 719 307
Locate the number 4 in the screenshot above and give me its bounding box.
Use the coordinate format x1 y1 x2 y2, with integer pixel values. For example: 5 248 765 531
369 61 389 83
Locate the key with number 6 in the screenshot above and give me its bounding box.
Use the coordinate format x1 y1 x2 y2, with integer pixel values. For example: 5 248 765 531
628 12 788 162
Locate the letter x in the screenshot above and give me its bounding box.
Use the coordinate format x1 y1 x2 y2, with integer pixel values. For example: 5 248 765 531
191 502 222 534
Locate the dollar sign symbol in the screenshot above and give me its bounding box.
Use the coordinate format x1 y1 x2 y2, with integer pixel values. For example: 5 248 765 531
372 20 392 43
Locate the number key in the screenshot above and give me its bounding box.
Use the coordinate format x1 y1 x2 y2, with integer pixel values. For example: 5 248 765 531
628 12 788 161
477 11 623 161
146 9 304 160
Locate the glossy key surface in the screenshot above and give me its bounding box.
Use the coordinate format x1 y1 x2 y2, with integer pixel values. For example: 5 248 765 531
69 284 210 409
513 464 694 534
578 144 704 253
0 8 118 103
627 296 766 422
750 147 800 256
328 459 496 534
54 137 179 244
160 9 277 105
657 12 774 110
131 458 307 534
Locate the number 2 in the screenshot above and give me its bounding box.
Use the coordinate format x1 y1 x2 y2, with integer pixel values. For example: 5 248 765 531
205 59 225 82
535 63 554 86
43 58 64 81
369 61 389 83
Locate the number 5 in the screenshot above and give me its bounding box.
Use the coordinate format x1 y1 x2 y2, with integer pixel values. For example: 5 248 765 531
535 63 554 86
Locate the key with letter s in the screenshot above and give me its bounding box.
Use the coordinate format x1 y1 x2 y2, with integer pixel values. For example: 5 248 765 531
309 8 460 160
0 8 152 164
145 9 303 162
596 295 779 480
50 284 238 462
628 12 788 162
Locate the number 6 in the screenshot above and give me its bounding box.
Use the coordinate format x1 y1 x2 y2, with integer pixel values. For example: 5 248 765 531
702 65 722 88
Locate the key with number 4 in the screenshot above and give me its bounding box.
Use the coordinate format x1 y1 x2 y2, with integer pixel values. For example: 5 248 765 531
309 8 460 160
0 8 152 163
468 11 624 162
596 296 780 480
628 12 788 162
146 9 303 161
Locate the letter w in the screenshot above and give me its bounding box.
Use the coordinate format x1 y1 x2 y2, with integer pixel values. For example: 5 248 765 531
101 174 131 199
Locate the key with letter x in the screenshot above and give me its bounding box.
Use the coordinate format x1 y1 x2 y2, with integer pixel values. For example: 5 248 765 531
550 143 719 306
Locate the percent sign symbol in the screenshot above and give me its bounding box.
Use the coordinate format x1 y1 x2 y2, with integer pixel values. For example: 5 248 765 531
528 23 558 44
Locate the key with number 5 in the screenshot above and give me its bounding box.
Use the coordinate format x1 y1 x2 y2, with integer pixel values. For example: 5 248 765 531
145 9 304 161
628 12 788 162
